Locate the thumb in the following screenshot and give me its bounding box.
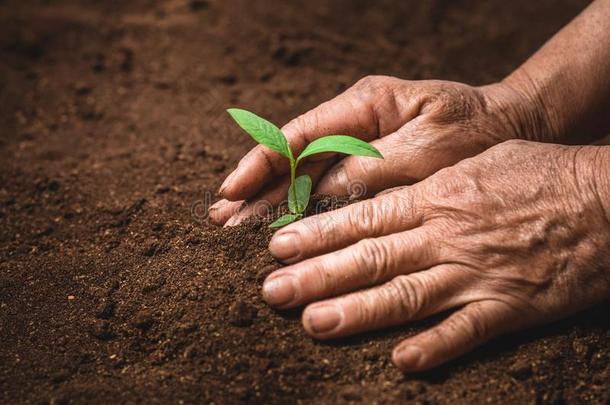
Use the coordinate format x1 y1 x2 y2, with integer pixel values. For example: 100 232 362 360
316 121 489 197
314 123 425 197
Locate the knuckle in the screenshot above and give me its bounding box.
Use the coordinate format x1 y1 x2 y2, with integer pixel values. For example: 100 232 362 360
346 201 382 234
349 291 377 325
310 260 337 294
453 305 490 343
352 238 391 282
387 275 425 320
284 115 303 134
351 75 401 136
354 75 391 103
314 213 352 247
385 193 417 224
355 75 382 90
284 110 321 143
301 217 335 247
423 83 482 122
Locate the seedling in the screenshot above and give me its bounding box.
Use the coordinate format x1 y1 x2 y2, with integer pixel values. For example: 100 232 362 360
227 108 383 227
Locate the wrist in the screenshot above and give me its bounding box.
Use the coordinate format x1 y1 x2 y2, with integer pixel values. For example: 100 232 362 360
481 75 561 142
480 74 561 143
505 67 569 141
575 146 610 224
591 146 610 223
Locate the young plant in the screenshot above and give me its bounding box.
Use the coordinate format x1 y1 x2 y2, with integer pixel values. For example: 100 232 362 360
227 108 383 228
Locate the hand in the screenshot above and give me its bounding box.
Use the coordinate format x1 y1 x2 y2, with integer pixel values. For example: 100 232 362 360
209 75 550 225
261 140 610 372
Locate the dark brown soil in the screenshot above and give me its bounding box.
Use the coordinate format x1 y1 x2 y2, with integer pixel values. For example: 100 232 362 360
0 0 608 403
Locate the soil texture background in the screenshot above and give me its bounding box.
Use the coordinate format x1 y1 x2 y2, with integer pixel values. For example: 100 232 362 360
0 0 608 403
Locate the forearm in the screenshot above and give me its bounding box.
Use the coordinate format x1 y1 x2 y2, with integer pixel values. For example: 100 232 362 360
504 0 610 143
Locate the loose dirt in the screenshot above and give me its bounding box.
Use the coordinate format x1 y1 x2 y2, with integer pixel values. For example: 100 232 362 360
1 0 607 403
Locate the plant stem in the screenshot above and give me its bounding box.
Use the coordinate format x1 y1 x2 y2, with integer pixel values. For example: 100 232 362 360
289 160 298 213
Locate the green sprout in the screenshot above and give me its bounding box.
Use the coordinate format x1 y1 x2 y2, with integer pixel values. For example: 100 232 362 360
227 108 383 228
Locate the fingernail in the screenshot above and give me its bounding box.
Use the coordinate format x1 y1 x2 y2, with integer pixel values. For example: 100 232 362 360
219 170 237 194
269 230 301 261
262 275 298 307
394 345 422 370
306 304 342 334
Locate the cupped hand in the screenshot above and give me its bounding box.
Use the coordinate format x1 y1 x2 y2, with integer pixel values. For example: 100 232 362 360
209 75 549 226
262 140 610 372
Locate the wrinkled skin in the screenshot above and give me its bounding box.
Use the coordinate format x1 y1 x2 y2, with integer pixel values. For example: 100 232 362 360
263 141 610 371
207 72 610 371
208 0 610 371
209 76 545 225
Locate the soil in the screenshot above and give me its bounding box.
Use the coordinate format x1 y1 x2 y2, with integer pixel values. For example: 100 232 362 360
0 0 608 403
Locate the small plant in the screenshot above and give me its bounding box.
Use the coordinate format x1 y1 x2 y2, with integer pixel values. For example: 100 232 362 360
227 108 383 227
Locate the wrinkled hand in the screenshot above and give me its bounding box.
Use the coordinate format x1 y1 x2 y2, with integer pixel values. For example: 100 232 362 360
209 75 547 225
262 140 610 372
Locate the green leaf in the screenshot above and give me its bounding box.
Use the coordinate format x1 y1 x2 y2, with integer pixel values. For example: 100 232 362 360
227 108 293 160
288 175 312 214
269 213 300 228
296 135 383 164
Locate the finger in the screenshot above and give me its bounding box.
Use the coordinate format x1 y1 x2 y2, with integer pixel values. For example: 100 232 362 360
224 176 289 227
224 160 334 227
262 226 439 308
315 125 422 197
220 76 422 201
220 98 375 201
208 199 245 225
301 265 474 339
269 187 424 263
392 301 518 372
315 118 462 197
376 185 408 196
